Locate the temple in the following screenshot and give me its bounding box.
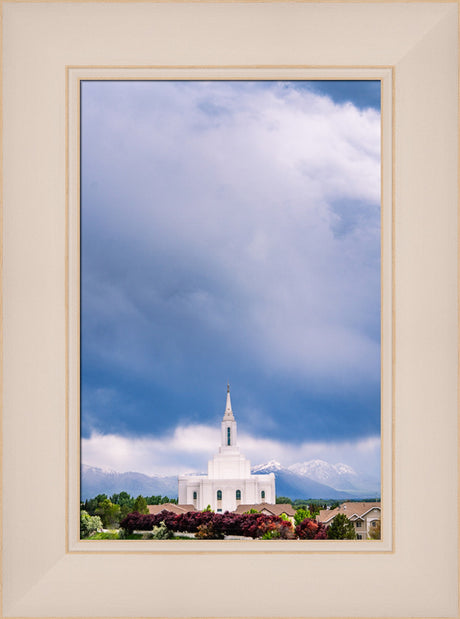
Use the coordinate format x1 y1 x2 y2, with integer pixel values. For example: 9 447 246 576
178 386 276 512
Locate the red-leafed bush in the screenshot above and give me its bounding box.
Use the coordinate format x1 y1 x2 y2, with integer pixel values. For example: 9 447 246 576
295 517 328 540
237 512 295 539
278 519 296 539
195 521 224 539
121 510 318 540
119 511 156 533
175 509 216 533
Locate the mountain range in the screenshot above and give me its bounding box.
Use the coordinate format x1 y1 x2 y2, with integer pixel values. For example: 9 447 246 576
81 459 379 501
251 459 380 500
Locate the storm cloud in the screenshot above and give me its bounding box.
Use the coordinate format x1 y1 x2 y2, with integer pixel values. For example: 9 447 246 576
81 80 381 468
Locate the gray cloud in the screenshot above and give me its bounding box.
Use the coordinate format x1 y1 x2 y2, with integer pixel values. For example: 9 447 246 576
81 80 381 443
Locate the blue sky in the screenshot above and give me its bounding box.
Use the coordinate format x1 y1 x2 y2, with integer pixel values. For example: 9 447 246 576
80 80 381 478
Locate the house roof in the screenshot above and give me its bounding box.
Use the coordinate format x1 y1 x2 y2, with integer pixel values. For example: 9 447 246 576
233 502 296 517
147 503 196 515
317 502 381 524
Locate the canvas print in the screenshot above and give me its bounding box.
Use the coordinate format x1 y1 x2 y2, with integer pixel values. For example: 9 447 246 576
80 80 382 541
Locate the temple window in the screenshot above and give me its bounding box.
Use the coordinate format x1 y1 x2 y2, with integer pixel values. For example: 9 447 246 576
261 490 265 499
217 490 222 501
227 427 231 445
236 489 241 500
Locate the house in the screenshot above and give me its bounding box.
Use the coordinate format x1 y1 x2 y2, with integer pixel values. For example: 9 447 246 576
147 503 196 515
317 501 381 539
178 386 275 513
234 502 296 524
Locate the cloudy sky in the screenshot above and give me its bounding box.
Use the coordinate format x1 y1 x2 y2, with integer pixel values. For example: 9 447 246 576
80 80 381 478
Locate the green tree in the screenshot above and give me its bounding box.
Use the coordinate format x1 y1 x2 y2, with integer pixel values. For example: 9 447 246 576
110 492 134 519
80 510 103 538
84 493 108 516
144 495 162 505
327 513 356 540
276 496 293 505
308 503 321 518
143 495 178 505
133 495 149 515
95 499 121 528
368 520 381 540
294 507 312 526
110 491 133 507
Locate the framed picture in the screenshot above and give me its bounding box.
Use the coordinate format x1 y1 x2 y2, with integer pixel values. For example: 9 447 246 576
2 1 458 617
73 71 390 550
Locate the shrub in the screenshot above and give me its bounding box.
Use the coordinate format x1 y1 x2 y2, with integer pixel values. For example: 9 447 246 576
120 511 155 533
143 521 174 540
237 512 295 539
122 509 290 539
195 521 224 539
262 529 281 539
294 507 312 526
80 510 103 538
295 517 328 540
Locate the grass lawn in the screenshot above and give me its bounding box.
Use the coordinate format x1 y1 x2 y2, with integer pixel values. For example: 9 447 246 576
82 532 198 540
83 531 143 540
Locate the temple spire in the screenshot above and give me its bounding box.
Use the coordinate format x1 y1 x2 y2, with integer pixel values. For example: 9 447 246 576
223 383 234 420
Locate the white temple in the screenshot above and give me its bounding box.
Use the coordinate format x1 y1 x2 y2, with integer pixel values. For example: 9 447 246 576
178 386 276 513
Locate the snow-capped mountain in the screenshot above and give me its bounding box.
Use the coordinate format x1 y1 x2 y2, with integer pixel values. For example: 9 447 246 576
81 458 379 502
289 459 355 479
252 459 283 473
81 464 178 501
252 459 380 498
251 461 355 500
288 459 359 491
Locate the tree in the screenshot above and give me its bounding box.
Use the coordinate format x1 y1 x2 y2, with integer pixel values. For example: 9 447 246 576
307 504 321 518
144 495 178 505
133 495 149 515
95 499 121 528
276 496 293 505
144 495 162 505
368 520 381 540
83 493 108 516
110 491 133 507
294 507 312 526
80 510 103 538
327 513 356 540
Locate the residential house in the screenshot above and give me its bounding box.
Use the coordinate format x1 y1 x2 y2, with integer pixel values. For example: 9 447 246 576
317 502 381 539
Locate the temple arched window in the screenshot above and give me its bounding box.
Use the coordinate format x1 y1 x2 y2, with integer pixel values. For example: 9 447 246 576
261 490 265 499
193 491 197 500
227 427 231 445
217 490 222 501
236 489 241 500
